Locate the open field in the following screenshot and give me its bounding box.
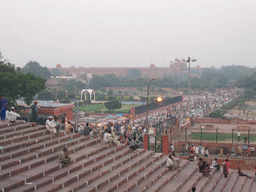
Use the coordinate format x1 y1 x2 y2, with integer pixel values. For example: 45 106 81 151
189 132 256 142
74 103 141 113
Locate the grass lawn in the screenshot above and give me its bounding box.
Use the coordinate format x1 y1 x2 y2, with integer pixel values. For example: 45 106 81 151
189 132 256 142
74 103 141 113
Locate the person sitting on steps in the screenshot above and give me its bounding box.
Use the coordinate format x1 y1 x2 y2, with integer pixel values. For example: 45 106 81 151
237 167 252 179
59 147 71 164
166 154 175 171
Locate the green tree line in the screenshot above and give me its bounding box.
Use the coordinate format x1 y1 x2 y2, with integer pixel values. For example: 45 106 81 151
0 53 45 106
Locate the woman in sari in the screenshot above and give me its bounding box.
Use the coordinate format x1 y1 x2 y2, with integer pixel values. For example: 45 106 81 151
223 159 229 178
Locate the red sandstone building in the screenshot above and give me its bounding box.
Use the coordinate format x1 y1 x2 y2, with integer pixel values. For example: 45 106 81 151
49 58 204 78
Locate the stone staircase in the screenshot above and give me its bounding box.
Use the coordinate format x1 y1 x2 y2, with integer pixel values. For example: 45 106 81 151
0 121 255 192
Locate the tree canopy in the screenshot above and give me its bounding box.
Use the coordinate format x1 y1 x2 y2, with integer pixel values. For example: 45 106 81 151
0 57 46 106
22 61 51 80
104 100 122 111
126 68 142 79
51 68 63 76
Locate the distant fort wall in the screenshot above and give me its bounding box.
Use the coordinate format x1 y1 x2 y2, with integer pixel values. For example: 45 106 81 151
49 59 204 78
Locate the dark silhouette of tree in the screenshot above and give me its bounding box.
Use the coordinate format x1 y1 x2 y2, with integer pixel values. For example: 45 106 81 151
0 60 45 106
126 68 142 79
104 100 122 111
22 61 51 80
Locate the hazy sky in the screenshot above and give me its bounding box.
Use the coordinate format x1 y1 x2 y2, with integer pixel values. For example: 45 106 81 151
1 0 256 69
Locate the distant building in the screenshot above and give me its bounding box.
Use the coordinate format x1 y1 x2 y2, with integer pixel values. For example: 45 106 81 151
48 59 204 78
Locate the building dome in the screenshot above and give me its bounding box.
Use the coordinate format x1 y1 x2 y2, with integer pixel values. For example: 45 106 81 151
56 64 61 69
150 63 155 68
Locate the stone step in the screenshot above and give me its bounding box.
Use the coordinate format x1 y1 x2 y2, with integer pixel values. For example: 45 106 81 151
0 140 113 191
0 128 49 146
178 171 202 192
0 125 45 140
193 169 217 192
249 178 256 192
201 171 223 192
55 149 151 192
93 153 163 192
0 138 100 180
241 177 254 192
212 170 234 192
10 144 128 192
142 159 189 192
129 166 168 192
0 121 10 129
232 176 247 192
159 161 198 192
0 131 70 156
0 133 85 170
221 171 239 192
0 122 31 135
117 154 167 192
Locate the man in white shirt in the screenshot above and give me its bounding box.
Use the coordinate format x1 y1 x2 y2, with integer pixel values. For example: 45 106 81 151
45 116 57 134
210 158 220 171
103 129 113 144
8 107 21 123
166 155 175 171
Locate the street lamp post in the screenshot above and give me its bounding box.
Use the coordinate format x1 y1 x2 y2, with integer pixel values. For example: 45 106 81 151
74 85 76 95
146 78 156 133
186 57 196 115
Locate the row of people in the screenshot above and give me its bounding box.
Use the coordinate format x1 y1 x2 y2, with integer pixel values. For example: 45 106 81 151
198 157 253 179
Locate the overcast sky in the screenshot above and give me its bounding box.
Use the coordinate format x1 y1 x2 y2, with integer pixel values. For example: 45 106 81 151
1 0 256 69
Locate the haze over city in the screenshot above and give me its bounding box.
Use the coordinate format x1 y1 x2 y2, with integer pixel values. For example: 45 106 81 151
1 0 255 68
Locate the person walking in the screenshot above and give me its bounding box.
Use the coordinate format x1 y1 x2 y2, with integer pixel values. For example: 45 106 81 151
219 147 224 157
237 130 241 142
247 145 251 159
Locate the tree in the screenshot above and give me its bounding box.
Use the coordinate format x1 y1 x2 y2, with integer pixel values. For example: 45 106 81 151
62 79 87 96
22 61 51 80
107 90 114 96
0 59 45 106
37 89 53 100
103 74 120 87
104 100 122 111
126 68 142 79
89 75 109 89
209 110 225 118
18 72 46 105
51 68 63 76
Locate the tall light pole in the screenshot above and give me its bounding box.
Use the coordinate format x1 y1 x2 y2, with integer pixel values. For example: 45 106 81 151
146 78 156 133
186 57 196 115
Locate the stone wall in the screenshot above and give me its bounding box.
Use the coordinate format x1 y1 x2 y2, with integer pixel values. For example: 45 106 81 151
22 104 74 120
195 118 256 125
